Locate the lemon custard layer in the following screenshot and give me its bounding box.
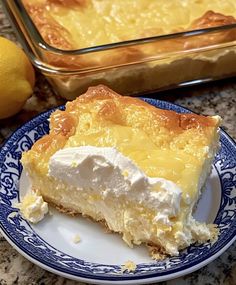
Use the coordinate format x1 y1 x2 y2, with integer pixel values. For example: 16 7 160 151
21 85 221 257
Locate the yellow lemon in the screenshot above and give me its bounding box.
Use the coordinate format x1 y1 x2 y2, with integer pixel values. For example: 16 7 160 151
0 37 35 119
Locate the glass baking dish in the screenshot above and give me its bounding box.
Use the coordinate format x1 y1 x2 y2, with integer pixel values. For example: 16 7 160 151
3 0 236 99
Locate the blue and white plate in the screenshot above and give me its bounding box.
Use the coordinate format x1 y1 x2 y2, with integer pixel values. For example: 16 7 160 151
0 99 235 284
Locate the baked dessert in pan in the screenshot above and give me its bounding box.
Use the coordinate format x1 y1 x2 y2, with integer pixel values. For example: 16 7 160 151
21 85 221 257
22 0 236 67
19 0 236 99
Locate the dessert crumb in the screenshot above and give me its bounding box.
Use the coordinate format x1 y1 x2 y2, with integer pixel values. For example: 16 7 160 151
15 192 48 224
121 260 137 273
209 224 219 242
73 234 81 244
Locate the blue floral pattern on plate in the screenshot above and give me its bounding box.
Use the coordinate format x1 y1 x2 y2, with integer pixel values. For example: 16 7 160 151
0 99 235 283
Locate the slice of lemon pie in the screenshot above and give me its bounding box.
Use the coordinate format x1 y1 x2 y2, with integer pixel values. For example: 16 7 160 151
21 85 221 257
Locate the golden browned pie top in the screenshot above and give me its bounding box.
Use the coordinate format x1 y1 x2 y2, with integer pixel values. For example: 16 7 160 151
23 0 236 49
32 85 219 150
22 0 236 68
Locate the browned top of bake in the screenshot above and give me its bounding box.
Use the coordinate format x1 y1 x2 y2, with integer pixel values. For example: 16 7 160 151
70 84 217 128
28 85 220 156
22 0 236 50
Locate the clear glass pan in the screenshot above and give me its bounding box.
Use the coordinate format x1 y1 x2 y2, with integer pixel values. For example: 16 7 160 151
3 0 236 99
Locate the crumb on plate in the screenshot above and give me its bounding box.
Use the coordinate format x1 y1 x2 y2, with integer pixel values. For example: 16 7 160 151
73 234 81 244
121 260 137 273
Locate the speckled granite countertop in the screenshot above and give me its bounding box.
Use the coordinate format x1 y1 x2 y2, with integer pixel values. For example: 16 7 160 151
0 4 236 285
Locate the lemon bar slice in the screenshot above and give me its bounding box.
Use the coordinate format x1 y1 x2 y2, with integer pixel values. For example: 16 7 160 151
21 85 221 256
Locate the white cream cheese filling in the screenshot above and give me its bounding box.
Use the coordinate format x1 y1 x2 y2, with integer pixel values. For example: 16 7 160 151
48 146 182 225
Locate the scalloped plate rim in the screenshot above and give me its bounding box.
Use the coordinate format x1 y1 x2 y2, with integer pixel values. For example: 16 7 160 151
0 98 235 284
